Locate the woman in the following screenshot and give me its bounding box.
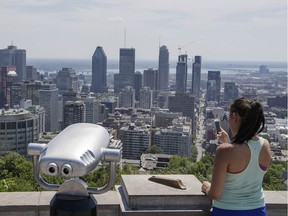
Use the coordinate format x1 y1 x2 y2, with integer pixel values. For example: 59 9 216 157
201 98 271 216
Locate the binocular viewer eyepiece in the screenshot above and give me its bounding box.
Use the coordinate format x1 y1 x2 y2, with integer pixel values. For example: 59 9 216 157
28 123 121 194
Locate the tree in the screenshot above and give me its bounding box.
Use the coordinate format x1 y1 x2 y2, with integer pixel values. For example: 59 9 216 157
144 145 163 154
263 160 287 190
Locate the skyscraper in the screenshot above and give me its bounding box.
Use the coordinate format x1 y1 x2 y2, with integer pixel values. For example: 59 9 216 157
0 45 26 81
143 68 158 90
207 71 221 103
10 83 23 107
56 68 78 94
191 56 202 98
114 48 135 93
83 97 99 124
175 54 188 93
224 82 239 103
119 86 135 108
91 46 108 93
158 45 169 91
24 81 42 105
39 83 59 132
134 71 142 101
63 101 85 128
139 86 153 109
168 93 195 119
0 66 16 108
26 66 37 81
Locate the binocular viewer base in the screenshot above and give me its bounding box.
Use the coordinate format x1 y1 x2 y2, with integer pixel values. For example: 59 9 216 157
50 194 97 216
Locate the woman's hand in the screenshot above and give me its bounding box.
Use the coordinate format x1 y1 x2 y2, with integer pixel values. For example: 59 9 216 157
217 129 230 144
201 181 211 195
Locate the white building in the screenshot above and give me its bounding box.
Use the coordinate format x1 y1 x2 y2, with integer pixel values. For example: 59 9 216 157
154 120 192 157
119 86 135 108
139 87 153 109
0 108 39 157
83 97 99 124
119 122 150 160
39 84 60 132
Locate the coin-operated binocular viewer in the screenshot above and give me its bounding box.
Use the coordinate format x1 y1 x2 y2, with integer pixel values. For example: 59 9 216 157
28 123 121 216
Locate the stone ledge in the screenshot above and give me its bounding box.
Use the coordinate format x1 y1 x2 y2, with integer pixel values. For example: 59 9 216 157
119 174 211 211
0 184 286 216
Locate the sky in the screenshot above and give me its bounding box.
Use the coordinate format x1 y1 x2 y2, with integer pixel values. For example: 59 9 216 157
0 0 287 62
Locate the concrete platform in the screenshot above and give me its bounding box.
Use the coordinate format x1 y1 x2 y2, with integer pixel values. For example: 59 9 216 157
118 175 211 212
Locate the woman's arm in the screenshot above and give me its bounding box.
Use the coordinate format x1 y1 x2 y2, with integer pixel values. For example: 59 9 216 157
202 144 230 200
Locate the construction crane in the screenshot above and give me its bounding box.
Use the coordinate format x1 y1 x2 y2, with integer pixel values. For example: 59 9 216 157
178 41 194 55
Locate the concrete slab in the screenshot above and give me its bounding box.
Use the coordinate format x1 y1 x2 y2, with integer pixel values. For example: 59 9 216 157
120 175 211 211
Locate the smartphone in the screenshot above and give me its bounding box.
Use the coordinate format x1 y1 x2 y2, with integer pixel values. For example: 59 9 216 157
214 119 221 133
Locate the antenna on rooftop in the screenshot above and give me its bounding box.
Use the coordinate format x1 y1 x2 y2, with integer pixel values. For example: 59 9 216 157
159 36 161 48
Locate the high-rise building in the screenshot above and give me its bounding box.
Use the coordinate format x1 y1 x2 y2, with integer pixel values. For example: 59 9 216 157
191 56 202 98
224 82 239 103
157 92 171 109
158 45 169 91
119 86 135 108
26 66 37 81
207 71 221 103
259 65 269 73
26 105 46 134
63 101 85 128
23 81 42 105
101 97 117 114
0 108 39 157
168 93 194 119
10 83 24 108
119 122 150 160
56 68 78 94
143 68 158 90
91 46 108 93
154 122 192 157
0 66 16 108
168 93 195 133
0 45 26 81
114 48 135 93
175 54 188 93
139 86 153 109
39 83 59 132
267 95 287 109
134 71 142 101
83 97 99 124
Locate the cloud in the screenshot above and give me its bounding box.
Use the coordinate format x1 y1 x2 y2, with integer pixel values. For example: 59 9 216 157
109 16 125 23
0 0 286 61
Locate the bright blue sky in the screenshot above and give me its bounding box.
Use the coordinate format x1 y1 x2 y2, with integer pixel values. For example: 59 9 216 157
0 0 287 62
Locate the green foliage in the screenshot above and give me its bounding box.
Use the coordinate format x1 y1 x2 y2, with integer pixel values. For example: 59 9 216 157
190 145 198 163
0 152 286 192
263 160 287 190
0 152 37 192
144 145 163 154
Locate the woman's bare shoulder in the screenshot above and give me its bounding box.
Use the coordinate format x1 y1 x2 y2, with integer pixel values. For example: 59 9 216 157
261 138 272 155
216 143 234 154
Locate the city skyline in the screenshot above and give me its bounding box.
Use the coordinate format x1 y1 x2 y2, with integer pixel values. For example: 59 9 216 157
0 0 286 62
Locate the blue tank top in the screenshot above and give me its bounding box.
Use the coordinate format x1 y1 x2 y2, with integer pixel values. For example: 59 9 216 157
213 137 267 210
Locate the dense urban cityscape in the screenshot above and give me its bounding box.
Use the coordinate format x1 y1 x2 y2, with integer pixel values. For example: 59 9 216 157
0 0 286 214
0 43 287 191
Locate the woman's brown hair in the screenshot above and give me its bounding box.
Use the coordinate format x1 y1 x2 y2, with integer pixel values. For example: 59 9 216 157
230 98 265 144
